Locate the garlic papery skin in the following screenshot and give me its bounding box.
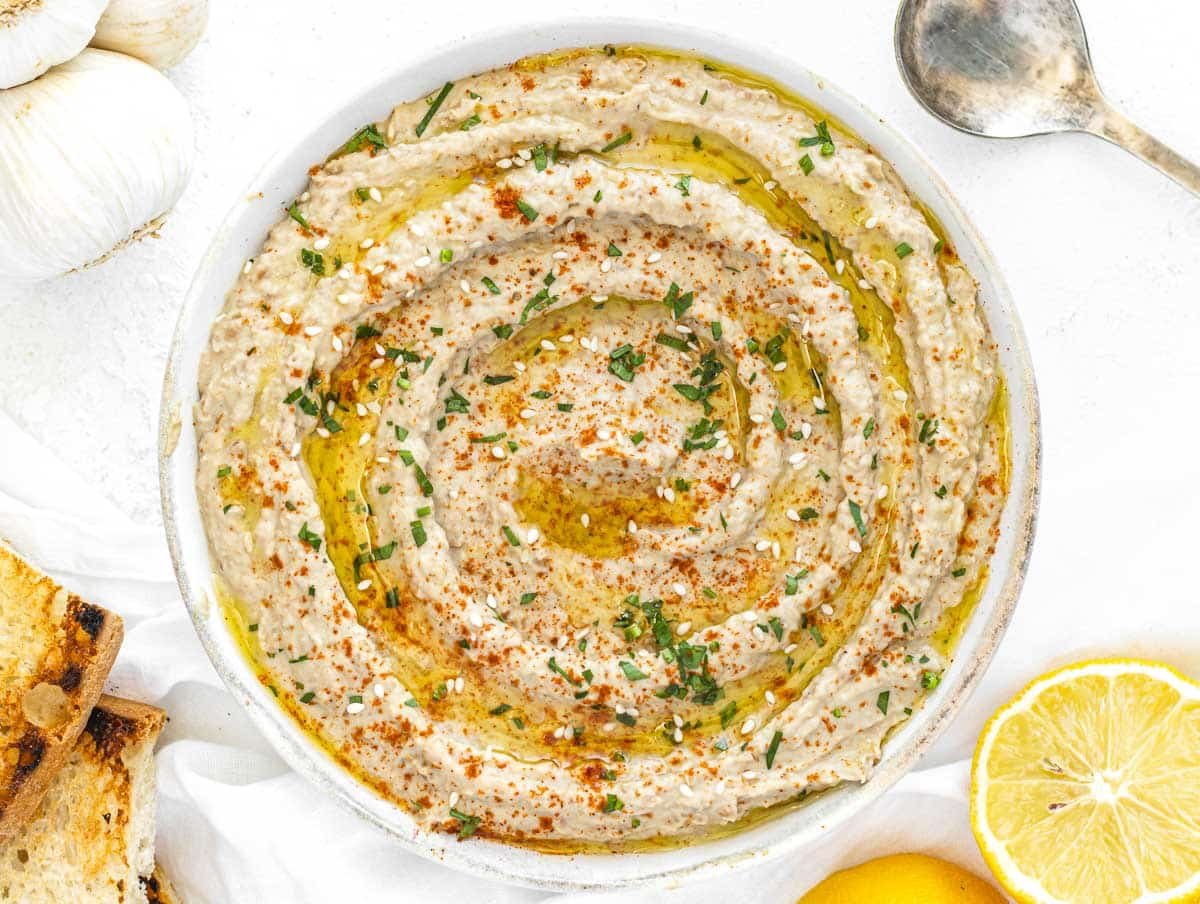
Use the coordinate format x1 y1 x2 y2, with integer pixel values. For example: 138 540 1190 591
0 0 109 89
90 0 207 69
0 48 194 282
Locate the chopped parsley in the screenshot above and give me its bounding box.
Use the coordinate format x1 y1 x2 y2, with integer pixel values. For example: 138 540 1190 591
414 82 454 137
600 131 632 153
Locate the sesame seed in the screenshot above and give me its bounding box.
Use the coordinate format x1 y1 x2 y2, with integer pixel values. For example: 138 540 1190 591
744 610 760 622
346 701 365 715
332 336 344 352
764 180 778 190
663 487 676 503
559 334 574 343
731 472 743 489
414 255 431 267
755 539 771 552
314 236 330 251
316 427 331 439
496 158 513 169
772 541 781 558
527 527 540 544
540 339 556 351
673 728 683 743
517 148 532 161
865 216 878 229
514 361 527 373
849 540 863 553
357 432 372 447
786 509 801 522
485 594 498 609
676 621 692 635
520 408 536 419
597 428 612 440
788 452 807 466
773 361 787 372
741 771 758 781
242 260 252 274
469 611 483 628
360 238 374 249
800 422 812 439
821 604 834 616
592 295 608 302
357 579 371 591
858 279 871 290
278 311 294 325
460 279 471 293
369 187 383 203
449 791 460 808
749 413 765 424
765 691 776 705
672 582 687 596
553 726 565 739
678 784 693 797
374 683 385 698
454 677 464 693
627 520 638 534
676 324 692 334
600 259 613 273
893 389 909 402
877 484 889 500
336 293 355 304
741 719 756 735
552 250 569 260
492 445 505 459
814 397 827 411
602 722 616 733
835 259 845 275
581 513 590 527
646 251 662 263
290 442 301 457
723 445 734 460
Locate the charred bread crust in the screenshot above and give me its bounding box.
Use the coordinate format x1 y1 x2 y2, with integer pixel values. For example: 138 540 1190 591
0 542 124 843
142 865 181 904
85 696 167 756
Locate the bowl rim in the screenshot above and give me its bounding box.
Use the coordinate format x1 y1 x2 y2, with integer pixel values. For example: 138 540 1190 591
159 15 1041 892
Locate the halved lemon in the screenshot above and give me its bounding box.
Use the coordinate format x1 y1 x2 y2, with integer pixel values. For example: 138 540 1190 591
971 658 1200 903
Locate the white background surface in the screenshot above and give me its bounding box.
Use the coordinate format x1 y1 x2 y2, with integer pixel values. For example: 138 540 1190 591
1 0 1199 901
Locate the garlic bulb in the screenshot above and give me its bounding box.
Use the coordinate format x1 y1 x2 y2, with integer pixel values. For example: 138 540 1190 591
0 0 109 89
90 0 208 69
0 48 194 282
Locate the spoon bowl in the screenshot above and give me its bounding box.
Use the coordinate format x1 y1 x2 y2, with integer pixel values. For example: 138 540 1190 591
895 0 1200 195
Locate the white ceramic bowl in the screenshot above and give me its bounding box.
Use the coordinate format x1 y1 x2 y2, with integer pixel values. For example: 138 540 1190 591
160 18 1040 891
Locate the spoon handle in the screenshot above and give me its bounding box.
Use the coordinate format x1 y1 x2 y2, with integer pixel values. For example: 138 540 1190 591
1088 104 1200 197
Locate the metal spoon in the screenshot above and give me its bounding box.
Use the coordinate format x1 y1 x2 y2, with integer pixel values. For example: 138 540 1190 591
895 0 1200 197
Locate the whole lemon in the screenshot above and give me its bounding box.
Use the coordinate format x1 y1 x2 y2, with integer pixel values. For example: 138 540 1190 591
798 853 1006 903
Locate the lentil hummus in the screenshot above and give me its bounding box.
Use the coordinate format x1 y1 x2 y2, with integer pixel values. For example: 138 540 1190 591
196 46 1010 847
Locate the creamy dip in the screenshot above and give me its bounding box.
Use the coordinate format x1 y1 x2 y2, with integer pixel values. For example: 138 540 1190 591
195 46 1009 847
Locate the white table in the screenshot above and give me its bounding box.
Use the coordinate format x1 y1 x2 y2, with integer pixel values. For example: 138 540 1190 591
2 1 1198 900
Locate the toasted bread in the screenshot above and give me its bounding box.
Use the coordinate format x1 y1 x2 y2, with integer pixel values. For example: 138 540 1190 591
0 694 166 902
0 539 124 843
141 865 181 904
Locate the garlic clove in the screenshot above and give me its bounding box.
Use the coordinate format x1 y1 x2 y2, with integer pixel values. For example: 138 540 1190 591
0 0 109 90
90 0 208 70
0 48 195 283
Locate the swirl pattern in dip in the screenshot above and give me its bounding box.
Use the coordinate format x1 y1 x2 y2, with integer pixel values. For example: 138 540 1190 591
196 47 1009 846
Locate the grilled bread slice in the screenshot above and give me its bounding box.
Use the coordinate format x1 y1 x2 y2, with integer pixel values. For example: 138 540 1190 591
0 539 123 843
141 865 182 904
0 695 166 903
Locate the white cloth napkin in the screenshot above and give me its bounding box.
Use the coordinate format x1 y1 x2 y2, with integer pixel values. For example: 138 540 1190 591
0 408 1000 903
